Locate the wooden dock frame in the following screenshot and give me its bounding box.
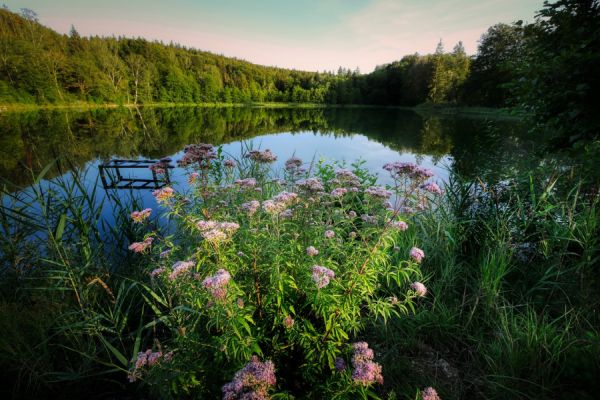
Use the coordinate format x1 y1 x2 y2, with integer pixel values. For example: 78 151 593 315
99 159 174 190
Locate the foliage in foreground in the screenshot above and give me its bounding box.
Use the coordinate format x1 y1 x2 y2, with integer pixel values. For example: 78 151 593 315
0 146 599 399
124 145 442 398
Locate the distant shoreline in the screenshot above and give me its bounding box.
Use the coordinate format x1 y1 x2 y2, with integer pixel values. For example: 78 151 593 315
0 102 525 119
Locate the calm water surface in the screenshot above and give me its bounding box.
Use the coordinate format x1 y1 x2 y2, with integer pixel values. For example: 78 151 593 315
0 106 538 221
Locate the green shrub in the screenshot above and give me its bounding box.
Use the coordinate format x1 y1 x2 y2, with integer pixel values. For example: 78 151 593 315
125 146 443 398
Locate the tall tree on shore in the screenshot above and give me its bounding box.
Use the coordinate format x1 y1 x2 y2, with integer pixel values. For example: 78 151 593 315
428 40 449 103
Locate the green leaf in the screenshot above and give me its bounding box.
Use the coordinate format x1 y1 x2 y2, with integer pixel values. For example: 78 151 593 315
55 213 67 241
98 335 128 367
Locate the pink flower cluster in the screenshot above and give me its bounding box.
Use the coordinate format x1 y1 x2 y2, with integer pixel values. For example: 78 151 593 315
297 177 324 193
131 208 152 223
168 260 196 281
152 187 174 204
279 209 293 219
411 281 428 297
390 221 409 231
235 178 257 189
306 246 319 256
188 172 200 184
178 143 217 168
422 387 441 400
351 342 383 386
335 357 347 371
365 186 392 200
312 265 335 288
241 200 260 216
332 169 361 189
160 248 172 259
224 159 236 168
383 162 434 181
202 269 232 300
420 182 443 195
262 191 298 215
128 349 173 382
196 220 240 243
222 356 276 400
246 149 277 163
410 247 425 263
285 156 303 170
324 230 335 238
150 267 165 277
148 157 170 174
330 187 348 197
283 315 294 329
128 237 153 253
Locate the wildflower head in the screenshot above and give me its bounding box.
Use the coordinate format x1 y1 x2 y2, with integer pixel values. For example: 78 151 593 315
334 169 361 188
169 260 195 281
283 315 294 329
150 267 165 277
422 387 441 400
196 220 240 243
152 187 174 204
202 269 232 300
128 237 153 253
279 209 293 219
188 172 200 184
411 281 428 297
297 177 324 193
178 143 217 168
306 246 319 257
324 230 335 238
335 357 347 371
131 208 152 223
224 159 236 168
409 247 425 263
350 342 383 386
421 182 443 195
412 166 435 181
246 149 277 163
312 265 335 288
235 178 257 189
160 248 172 259
285 156 302 170
222 356 276 400
129 349 172 382
331 187 348 198
390 221 408 231
242 200 260 216
365 186 392 200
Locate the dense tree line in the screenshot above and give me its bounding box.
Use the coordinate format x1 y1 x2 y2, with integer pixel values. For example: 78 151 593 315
1 0 598 147
0 7 468 107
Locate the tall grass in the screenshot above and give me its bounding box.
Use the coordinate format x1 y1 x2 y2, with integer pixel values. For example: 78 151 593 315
370 170 600 399
0 158 598 399
0 163 152 398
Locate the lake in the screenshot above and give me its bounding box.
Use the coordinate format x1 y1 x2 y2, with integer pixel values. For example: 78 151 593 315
0 106 538 216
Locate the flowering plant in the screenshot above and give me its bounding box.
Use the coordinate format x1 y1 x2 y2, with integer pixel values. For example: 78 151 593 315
129 144 440 398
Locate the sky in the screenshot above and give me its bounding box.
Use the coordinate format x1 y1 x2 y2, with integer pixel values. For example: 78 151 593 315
5 0 543 72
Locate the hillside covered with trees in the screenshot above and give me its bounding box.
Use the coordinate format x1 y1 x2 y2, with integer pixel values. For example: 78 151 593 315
0 7 480 107
1 0 599 148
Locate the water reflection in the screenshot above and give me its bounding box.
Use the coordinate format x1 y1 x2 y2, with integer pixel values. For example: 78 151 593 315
0 106 535 187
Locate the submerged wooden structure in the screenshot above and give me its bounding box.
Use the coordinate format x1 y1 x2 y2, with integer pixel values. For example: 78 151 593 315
99 158 173 190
